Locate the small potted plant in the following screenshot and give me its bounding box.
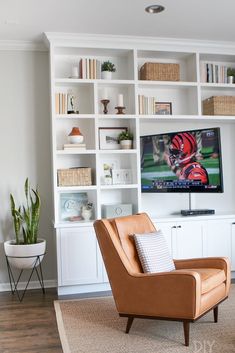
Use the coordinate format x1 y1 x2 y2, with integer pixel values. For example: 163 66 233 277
4 178 46 270
118 130 134 149
101 61 116 80
227 68 235 84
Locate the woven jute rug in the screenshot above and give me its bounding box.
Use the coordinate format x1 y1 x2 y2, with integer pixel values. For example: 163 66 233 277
54 285 235 353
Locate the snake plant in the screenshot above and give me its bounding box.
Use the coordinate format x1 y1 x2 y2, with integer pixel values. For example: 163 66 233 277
10 178 41 244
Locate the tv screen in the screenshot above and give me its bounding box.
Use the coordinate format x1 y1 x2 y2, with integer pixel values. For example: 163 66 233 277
140 127 223 193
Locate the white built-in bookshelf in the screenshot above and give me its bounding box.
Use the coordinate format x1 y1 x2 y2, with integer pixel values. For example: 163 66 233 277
44 33 235 294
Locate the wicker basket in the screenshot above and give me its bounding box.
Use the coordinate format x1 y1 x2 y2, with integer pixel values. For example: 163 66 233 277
57 168 92 186
203 96 235 116
140 62 180 81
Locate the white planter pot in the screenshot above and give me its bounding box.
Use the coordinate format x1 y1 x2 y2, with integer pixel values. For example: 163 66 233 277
101 71 112 80
4 239 46 270
120 140 132 149
81 209 92 221
227 76 234 84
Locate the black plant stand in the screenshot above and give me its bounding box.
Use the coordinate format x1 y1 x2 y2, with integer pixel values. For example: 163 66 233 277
5 254 45 302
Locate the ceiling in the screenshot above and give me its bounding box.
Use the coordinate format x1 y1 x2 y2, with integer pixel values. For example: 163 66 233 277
0 0 234 44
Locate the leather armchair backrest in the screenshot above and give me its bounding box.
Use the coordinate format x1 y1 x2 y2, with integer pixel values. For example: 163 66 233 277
105 213 156 273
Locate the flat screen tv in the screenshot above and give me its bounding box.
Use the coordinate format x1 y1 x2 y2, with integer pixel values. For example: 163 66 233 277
140 127 223 193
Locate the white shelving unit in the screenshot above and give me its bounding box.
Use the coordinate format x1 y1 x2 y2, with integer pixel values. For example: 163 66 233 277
45 33 235 294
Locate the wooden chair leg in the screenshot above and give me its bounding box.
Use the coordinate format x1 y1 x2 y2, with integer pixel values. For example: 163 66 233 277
213 306 218 323
125 316 134 333
183 321 190 347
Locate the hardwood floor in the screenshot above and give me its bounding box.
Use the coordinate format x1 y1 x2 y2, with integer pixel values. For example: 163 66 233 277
0 288 62 353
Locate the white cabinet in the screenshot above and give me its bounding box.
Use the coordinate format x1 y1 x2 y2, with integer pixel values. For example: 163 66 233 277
231 223 235 271
155 220 203 259
58 226 103 286
204 219 232 262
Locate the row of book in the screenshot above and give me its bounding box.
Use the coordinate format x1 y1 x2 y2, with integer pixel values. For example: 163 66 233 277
55 93 75 114
200 62 232 83
79 58 101 79
138 95 156 115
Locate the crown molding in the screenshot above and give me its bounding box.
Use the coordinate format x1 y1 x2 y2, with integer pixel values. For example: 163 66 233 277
0 40 47 51
44 32 235 54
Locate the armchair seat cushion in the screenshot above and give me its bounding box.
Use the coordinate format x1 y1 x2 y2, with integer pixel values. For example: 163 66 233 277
177 268 226 294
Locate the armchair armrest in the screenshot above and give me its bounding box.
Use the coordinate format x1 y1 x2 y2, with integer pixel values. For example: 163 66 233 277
115 270 201 319
174 257 231 296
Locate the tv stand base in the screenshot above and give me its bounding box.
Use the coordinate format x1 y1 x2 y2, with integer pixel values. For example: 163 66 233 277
181 209 215 216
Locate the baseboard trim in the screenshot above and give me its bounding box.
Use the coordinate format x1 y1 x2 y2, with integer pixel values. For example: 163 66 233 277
0 279 57 292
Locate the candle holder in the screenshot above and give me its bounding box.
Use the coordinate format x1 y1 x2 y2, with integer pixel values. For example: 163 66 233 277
101 99 110 114
115 106 126 115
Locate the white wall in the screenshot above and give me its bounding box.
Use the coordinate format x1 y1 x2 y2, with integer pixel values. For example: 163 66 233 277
0 50 56 289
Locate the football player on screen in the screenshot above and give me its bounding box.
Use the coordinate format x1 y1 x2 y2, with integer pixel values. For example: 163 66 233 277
166 132 209 184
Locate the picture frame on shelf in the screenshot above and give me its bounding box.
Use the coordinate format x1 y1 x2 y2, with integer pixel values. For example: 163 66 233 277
99 127 127 150
101 158 120 185
112 169 132 185
155 102 172 115
60 192 88 221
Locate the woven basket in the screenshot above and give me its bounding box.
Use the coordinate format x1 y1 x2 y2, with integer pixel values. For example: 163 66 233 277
140 62 180 81
58 168 92 186
203 96 235 116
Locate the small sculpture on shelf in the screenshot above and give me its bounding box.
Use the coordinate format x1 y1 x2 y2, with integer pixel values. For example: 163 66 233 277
81 202 93 221
115 94 126 114
67 94 79 114
64 127 86 151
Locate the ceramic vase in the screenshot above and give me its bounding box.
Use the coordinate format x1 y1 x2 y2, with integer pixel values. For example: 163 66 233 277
68 127 84 144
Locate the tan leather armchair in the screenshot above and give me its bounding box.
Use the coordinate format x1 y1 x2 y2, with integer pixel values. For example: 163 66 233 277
93 213 230 346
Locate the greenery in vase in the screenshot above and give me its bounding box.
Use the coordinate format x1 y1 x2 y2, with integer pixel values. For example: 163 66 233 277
118 131 134 142
10 178 41 245
101 61 116 72
227 68 235 77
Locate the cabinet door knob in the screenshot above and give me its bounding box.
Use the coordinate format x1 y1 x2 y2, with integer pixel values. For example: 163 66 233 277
177 225 181 228
172 225 177 229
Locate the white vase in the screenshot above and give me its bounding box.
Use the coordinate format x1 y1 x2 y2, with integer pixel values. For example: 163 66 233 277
82 208 92 221
120 140 132 149
4 239 46 270
227 76 234 84
101 71 112 80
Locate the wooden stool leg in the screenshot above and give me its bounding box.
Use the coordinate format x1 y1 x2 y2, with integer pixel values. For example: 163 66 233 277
125 317 134 333
214 306 218 323
183 321 190 346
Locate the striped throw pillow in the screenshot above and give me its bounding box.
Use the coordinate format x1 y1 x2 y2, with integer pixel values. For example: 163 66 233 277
133 230 175 273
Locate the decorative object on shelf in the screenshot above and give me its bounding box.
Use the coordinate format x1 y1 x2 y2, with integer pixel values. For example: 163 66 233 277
57 167 92 186
138 94 156 115
79 58 100 79
4 178 46 271
140 62 180 81
99 127 127 150
112 169 132 184
102 203 133 218
81 202 93 221
71 66 79 79
118 130 133 149
101 159 119 185
203 96 235 116
100 99 110 114
115 93 126 114
101 60 116 79
60 192 88 221
227 68 235 84
68 127 84 144
155 102 172 115
67 93 79 114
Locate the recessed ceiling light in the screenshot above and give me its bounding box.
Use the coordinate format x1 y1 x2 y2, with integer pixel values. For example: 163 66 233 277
145 5 165 13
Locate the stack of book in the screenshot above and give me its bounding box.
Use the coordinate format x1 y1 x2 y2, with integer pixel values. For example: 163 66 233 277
200 62 229 83
63 143 86 152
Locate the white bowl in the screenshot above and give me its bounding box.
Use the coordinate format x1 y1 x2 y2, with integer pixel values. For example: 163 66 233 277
68 135 84 144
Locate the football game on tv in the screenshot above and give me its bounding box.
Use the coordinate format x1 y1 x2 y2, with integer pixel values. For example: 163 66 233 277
140 127 223 193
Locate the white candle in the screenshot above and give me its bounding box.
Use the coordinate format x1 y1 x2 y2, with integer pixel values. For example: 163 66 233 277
118 94 124 107
103 88 108 100
72 66 79 78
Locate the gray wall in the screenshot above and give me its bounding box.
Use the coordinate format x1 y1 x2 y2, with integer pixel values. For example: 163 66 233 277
0 50 56 288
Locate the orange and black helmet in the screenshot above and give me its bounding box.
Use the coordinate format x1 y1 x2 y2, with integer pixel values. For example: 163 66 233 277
169 132 197 167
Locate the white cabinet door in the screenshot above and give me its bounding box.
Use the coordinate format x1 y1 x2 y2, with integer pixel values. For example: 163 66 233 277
58 227 103 286
204 220 232 262
231 223 235 271
173 221 203 260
